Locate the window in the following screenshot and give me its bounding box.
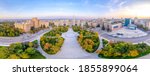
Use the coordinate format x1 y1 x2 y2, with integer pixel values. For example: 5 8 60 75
113 26 119 28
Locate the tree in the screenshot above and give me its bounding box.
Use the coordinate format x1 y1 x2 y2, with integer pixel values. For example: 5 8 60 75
8 54 20 59
19 52 30 59
40 26 68 55
113 52 121 57
102 39 108 47
83 39 94 53
78 34 83 43
25 47 36 55
56 34 61 37
9 43 23 52
32 40 39 48
56 37 64 47
128 50 139 57
28 42 34 47
16 49 23 54
0 23 23 37
85 22 89 28
0 47 9 59
44 43 51 50
50 45 60 54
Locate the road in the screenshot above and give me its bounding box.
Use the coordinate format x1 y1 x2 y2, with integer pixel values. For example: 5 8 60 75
101 34 150 43
0 28 51 46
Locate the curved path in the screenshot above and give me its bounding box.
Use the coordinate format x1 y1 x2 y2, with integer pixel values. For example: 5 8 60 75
0 28 51 46
37 28 99 59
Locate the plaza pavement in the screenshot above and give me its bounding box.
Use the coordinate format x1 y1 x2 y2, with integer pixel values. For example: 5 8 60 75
108 27 148 38
37 28 100 59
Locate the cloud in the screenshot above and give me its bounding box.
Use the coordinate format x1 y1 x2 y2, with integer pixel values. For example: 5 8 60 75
119 1 127 7
106 2 150 18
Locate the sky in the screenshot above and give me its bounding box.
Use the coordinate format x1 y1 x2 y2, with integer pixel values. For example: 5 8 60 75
0 0 150 19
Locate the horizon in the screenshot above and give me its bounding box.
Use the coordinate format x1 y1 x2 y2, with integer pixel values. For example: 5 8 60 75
0 0 150 19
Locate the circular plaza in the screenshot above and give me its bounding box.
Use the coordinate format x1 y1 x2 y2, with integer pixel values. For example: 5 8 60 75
108 27 148 38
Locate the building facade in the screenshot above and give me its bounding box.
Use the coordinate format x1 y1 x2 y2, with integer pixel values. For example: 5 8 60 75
14 22 31 32
15 17 49 32
109 23 122 31
124 18 132 26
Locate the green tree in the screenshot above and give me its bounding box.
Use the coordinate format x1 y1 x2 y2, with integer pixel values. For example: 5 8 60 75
28 42 34 47
0 47 9 59
19 52 30 59
83 39 94 53
25 47 36 55
9 43 23 52
8 54 20 59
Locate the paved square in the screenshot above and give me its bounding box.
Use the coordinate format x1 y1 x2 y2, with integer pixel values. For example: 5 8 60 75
108 27 148 38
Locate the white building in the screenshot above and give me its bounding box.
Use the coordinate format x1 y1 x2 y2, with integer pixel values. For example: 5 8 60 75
110 23 122 31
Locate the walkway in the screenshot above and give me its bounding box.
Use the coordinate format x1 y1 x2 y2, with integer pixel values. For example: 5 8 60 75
38 28 99 59
0 28 51 46
138 54 150 59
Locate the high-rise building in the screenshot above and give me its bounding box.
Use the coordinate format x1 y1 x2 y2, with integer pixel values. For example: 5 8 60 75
31 17 40 28
124 18 132 26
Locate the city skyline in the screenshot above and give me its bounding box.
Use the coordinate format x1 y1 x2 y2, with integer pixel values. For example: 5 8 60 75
0 0 150 19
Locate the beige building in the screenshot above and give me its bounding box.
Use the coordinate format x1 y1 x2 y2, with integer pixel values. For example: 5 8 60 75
75 20 81 26
39 21 49 28
15 17 49 32
91 22 98 27
53 20 60 26
53 19 81 26
31 17 40 28
14 22 31 32
133 17 139 25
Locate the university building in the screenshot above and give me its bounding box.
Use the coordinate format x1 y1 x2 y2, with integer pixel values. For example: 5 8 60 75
15 17 49 32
